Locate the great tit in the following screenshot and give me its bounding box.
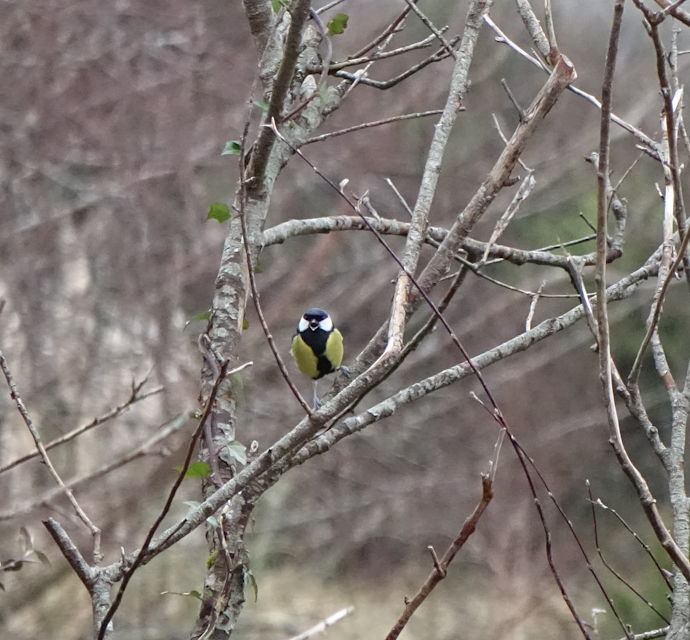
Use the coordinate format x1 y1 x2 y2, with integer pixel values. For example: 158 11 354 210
291 308 346 408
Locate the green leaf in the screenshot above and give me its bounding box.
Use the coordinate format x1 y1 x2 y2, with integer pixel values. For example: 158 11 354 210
253 100 269 113
34 551 51 567
184 311 211 331
270 0 289 12
242 319 249 330
3 560 23 572
245 567 258 601
221 141 241 156
175 462 211 479
206 516 219 528
206 551 219 569
225 440 247 465
327 13 349 36
207 202 230 223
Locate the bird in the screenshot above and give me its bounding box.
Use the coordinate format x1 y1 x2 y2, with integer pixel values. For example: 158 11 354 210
291 308 348 409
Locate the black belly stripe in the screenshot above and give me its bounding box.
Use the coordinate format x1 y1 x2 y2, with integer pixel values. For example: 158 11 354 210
299 328 333 379
316 354 335 378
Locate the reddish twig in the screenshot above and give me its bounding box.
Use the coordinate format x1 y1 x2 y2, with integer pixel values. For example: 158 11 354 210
385 475 493 640
96 361 231 640
239 108 313 416
587 483 670 623
347 1 418 60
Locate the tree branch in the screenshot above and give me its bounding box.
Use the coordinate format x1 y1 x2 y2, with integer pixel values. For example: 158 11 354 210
385 475 493 640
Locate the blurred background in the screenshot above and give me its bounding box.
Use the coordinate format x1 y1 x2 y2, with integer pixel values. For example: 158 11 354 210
0 0 688 638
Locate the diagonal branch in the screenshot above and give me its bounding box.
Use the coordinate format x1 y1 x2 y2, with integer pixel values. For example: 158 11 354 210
594 0 690 586
247 0 313 191
0 380 162 476
385 475 493 640
384 0 493 363
0 348 102 563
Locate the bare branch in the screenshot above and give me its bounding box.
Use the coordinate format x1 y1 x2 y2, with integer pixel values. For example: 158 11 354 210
288 607 354 640
43 518 96 589
515 0 550 59
97 362 231 639
653 0 690 25
304 110 444 145
384 0 493 363
403 0 457 60
0 382 162 476
333 37 460 90
412 54 577 304
385 475 493 640
248 0 314 190
263 214 597 270
0 348 102 563
593 1 690 586
287 254 659 470
588 485 670 623
484 15 662 157
347 1 417 60
0 412 190 522
321 33 439 71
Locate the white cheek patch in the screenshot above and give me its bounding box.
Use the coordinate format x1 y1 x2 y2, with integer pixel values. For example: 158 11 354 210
319 317 333 332
298 317 309 332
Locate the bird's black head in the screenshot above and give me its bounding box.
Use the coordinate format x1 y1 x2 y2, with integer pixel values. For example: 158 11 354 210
299 308 332 333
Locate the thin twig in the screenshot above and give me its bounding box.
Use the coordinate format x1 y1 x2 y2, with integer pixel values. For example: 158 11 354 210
0 382 162 476
96 362 232 640
0 349 102 563
386 179 414 218
587 483 671 623
323 33 439 71
4 412 190 522
662 0 690 14
617 628 669 640
525 281 545 331
240 112 314 416
385 476 493 640
333 35 461 90
655 0 690 24
347 1 416 60
315 0 346 15
594 0 690 585
288 607 355 640
403 0 457 60
484 15 662 157
304 110 444 145
478 171 536 267
544 0 560 65
383 0 491 364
